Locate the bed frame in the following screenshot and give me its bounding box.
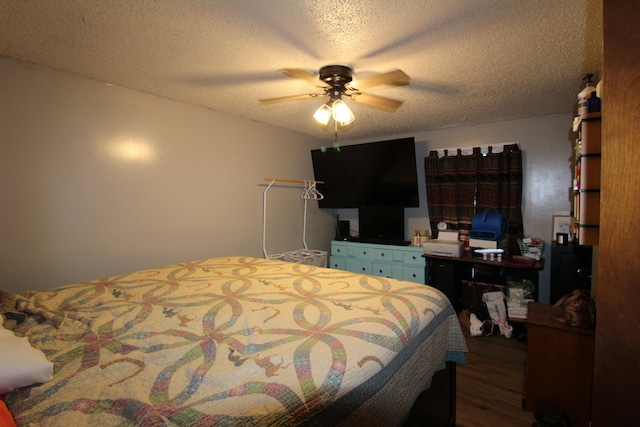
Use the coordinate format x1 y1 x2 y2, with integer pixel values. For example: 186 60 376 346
404 361 457 427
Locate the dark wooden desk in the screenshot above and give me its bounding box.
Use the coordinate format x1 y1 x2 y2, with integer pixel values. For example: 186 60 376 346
424 250 545 270
423 251 544 311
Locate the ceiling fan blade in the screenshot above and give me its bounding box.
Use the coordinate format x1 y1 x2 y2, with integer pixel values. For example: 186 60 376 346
258 93 322 103
282 68 327 87
351 93 404 112
352 69 410 91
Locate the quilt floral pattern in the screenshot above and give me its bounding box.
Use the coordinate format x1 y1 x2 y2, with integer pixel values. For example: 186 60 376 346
6 256 465 426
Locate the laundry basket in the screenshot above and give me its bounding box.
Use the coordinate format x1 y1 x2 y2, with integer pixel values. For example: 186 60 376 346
262 178 327 268
518 238 545 260
268 249 327 267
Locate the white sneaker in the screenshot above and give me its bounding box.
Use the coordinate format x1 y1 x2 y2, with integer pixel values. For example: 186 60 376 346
497 318 513 338
469 313 484 336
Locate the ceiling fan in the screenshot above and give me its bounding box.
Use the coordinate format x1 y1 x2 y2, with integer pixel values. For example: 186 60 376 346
258 65 410 127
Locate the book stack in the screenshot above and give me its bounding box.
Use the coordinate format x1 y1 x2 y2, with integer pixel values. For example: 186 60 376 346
506 281 535 320
506 298 532 320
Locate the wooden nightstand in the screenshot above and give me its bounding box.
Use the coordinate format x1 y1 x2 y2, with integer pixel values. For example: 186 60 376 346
523 302 595 427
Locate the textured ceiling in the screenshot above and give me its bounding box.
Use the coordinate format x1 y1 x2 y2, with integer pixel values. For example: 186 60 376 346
0 0 602 142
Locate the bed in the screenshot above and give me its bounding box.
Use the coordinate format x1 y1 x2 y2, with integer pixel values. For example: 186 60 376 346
1 256 467 426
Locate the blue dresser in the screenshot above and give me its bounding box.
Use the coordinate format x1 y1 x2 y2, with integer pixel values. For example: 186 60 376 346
330 240 425 284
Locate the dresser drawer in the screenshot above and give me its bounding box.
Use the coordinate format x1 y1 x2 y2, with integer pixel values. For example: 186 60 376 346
330 241 426 284
347 259 372 275
372 262 394 278
331 242 349 257
401 251 424 266
351 245 393 262
329 257 346 270
402 266 425 283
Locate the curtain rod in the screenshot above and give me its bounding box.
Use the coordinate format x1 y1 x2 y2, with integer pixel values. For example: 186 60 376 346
429 142 518 157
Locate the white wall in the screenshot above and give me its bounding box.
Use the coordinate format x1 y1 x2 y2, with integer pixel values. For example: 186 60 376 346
339 116 574 241
1 58 574 302
338 115 575 303
414 115 574 241
0 58 335 293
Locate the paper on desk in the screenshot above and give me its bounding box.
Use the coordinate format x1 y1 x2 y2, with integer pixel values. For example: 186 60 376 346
437 231 459 242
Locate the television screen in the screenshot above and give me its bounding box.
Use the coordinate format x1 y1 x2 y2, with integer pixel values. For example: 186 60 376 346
358 206 406 245
311 137 419 209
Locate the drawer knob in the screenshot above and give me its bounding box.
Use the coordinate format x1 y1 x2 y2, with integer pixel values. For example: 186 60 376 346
381 253 386 257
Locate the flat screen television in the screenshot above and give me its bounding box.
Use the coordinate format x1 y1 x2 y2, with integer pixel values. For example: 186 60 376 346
310 137 419 209
357 206 406 245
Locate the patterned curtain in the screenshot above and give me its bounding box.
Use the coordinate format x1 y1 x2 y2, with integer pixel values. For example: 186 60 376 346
425 144 523 237
424 147 481 232
476 143 524 235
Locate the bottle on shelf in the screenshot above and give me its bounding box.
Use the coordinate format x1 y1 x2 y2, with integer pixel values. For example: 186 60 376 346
578 74 597 117
587 91 601 113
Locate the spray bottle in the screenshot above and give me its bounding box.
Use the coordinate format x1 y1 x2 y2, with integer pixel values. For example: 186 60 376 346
578 74 597 117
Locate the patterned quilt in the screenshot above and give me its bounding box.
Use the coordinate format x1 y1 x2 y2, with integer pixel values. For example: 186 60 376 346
6 256 467 426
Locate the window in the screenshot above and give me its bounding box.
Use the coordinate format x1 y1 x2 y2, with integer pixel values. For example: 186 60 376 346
424 143 523 236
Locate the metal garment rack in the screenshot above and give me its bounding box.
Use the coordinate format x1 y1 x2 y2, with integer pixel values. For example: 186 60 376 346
262 177 325 263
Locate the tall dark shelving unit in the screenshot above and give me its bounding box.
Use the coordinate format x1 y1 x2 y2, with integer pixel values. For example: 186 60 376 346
549 242 592 304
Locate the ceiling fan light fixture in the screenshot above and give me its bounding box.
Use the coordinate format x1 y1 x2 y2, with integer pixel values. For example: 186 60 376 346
313 103 332 126
331 99 355 126
263 64 407 129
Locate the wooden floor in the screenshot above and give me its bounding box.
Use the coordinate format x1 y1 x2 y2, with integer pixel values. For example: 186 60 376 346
456 325 537 427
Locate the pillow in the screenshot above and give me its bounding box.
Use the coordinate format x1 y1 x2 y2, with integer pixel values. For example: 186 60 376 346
0 322 53 394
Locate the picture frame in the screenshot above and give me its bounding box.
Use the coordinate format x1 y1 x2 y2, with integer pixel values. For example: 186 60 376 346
552 214 572 241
